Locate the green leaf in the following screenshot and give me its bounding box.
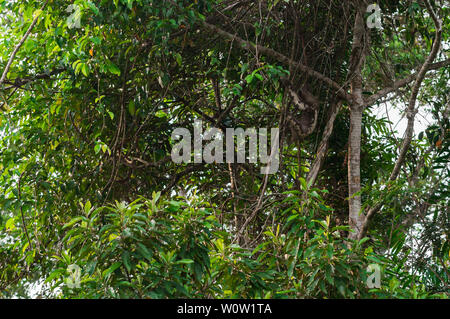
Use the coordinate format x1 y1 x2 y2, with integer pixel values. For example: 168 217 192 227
122 251 132 272
128 101 136 116
299 177 307 190
84 201 92 215
107 61 121 76
63 217 84 229
245 74 254 84
175 259 194 264
107 111 114 120
5 217 16 231
136 243 153 261
94 143 101 154
81 63 89 77
155 110 167 118
358 237 370 246
175 53 182 66
102 262 122 278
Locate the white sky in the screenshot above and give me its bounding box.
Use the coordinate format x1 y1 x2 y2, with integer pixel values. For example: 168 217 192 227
373 101 433 138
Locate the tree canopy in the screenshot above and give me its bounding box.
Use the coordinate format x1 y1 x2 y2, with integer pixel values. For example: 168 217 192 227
0 0 449 298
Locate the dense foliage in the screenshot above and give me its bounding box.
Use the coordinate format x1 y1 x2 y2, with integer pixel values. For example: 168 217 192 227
0 0 448 298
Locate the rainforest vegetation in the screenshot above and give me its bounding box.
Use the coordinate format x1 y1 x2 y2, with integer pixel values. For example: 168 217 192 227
0 0 449 298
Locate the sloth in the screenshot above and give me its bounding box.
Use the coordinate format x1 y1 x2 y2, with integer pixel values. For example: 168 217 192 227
286 108 318 141
285 87 318 143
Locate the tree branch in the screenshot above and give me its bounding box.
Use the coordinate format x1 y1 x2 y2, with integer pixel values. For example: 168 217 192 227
2 68 66 90
364 58 450 107
359 0 443 240
202 21 352 102
306 100 342 186
0 0 49 87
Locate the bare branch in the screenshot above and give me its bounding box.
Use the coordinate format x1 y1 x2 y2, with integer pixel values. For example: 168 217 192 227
307 100 342 186
364 58 450 107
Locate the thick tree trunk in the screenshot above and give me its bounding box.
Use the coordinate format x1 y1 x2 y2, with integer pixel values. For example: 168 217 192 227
347 1 367 240
348 106 365 240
